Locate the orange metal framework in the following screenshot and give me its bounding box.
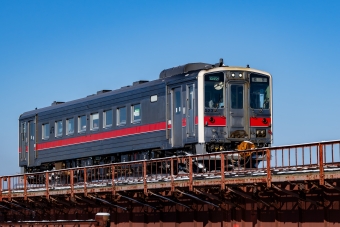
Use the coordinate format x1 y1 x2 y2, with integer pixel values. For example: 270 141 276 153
0 140 340 226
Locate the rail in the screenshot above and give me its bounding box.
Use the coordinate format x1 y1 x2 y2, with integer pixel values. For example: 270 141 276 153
1 140 340 200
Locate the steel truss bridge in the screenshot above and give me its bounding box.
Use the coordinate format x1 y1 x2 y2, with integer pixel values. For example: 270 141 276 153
1 140 340 227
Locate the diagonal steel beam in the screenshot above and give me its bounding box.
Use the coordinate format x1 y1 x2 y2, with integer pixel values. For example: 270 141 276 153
87 195 128 211
194 188 223 203
176 189 220 208
0 203 23 214
117 193 157 210
325 181 340 192
272 184 320 206
75 195 97 205
148 191 192 210
227 187 270 207
3 200 35 213
194 188 243 209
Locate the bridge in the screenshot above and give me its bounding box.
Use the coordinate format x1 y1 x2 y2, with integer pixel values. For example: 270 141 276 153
1 140 340 227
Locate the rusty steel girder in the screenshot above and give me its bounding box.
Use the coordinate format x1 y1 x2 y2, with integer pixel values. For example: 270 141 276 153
0 140 340 225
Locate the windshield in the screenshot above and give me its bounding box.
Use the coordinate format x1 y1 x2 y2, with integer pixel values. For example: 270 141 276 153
204 72 224 108
250 74 270 109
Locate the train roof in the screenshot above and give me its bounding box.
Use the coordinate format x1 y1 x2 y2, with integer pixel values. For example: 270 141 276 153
19 59 270 120
19 78 166 120
19 62 218 120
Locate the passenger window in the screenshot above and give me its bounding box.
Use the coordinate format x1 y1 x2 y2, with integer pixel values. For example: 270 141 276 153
117 107 126 125
42 123 50 140
55 120 63 137
90 113 99 130
131 104 141 123
103 110 113 128
66 118 74 135
78 115 87 133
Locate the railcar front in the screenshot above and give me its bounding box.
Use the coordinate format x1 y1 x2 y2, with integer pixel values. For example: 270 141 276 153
196 66 272 167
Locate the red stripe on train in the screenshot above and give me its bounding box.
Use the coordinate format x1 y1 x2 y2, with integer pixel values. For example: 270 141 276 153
204 116 226 126
36 122 167 151
250 117 271 127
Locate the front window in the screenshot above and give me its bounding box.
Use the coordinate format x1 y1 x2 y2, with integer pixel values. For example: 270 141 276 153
250 74 270 109
204 72 224 108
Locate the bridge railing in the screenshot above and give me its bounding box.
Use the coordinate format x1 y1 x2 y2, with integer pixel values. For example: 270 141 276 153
1 140 340 199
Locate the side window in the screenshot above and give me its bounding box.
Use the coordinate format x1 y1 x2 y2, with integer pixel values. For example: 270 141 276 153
55 120 63 137
90 113 99 130
131 104 141 123
42 123 50 140
66 118 74 135
103 110 113 128
150 95 158 102
78 115 87 133
117 107 126 125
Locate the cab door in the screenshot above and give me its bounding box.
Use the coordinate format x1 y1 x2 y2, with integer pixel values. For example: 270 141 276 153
227 82 249 138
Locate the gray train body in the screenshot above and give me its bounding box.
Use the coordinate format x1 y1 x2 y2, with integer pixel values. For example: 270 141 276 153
18 60 273 173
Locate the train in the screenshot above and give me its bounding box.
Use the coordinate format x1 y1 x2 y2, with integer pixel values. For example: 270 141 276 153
18 58 272 177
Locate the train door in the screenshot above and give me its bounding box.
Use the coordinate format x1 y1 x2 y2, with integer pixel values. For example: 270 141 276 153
27 120 36 166
171 87 183 147
20 122 27 161
186 84 195 137
227 82 249 138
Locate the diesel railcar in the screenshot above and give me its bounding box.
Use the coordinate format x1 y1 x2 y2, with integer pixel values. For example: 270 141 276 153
19 59 272 174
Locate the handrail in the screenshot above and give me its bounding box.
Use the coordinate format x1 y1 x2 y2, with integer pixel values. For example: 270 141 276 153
1 140 340 200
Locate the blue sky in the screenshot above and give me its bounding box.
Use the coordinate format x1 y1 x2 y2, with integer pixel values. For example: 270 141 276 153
1 1 339 175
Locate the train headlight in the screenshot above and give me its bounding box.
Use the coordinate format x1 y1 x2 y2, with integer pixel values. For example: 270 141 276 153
256 129 266 138
231 73 235 78
239 73 243 78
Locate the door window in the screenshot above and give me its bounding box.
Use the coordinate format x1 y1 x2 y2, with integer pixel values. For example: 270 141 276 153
175 91 181 114
231 84 243 109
